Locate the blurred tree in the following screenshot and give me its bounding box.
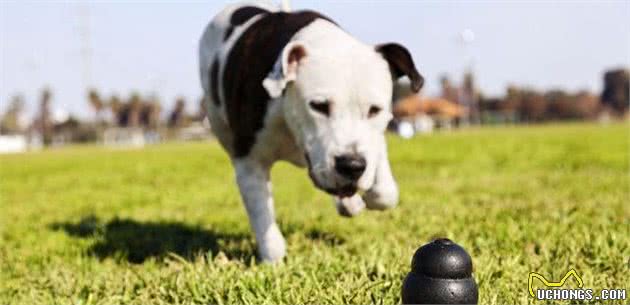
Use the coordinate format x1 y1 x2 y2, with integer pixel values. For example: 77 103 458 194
38 88 53 145
601 69 629 114
127 93 142 127
88 89 105 124
520 90 547 122
0 95 25 134
108 95 123 126
168 97 187 128
502 86 522 118
545 90 573 119
461 72 480 124
440 75 459 104
197 96 208 121
142 95 162 129
573 91 600 119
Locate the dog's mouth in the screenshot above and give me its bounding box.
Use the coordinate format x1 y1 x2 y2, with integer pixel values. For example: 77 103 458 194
314 178 358 198
305 153 358 198
327 183 358 197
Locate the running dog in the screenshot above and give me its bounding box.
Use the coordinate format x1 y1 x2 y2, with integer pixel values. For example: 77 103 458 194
199 2 423 262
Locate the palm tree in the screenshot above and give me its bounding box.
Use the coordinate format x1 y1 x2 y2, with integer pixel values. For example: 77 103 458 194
108 95 123 127
88 89 104 123
39 87 53 145
0 95 25 134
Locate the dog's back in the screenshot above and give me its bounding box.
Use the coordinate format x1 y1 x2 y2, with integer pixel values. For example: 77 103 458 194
199 2 280 155
199 2 336 157
198 2 277 103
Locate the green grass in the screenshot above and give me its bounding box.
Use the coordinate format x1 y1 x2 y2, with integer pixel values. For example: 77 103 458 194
1 123 628 304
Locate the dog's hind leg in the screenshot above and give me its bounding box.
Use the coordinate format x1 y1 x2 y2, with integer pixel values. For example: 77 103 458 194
363 138 399 210
233 158 286 263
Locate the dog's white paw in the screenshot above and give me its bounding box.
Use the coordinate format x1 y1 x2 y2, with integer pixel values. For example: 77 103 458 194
363 185 398 210
257 224 286 263
335 194 366 217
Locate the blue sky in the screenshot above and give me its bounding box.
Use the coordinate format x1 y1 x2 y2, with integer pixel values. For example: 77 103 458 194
1 0 628 118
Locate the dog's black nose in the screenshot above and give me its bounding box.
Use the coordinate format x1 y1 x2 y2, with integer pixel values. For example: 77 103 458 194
334 154 366 180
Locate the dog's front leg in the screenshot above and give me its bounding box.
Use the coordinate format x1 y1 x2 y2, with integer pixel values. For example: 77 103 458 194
363 137 399 210
234 159 286 263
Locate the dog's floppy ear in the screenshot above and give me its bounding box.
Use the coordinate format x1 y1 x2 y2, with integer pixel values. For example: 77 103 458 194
375 43 424 92
263 42 307 98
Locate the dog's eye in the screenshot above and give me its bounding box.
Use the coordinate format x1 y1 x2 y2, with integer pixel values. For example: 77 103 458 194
368 105 382 118
309 100 330 117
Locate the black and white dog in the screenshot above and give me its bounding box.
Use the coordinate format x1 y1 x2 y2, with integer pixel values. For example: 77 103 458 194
199 1 423 262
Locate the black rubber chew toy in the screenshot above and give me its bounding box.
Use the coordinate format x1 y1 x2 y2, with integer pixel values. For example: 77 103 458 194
401 238 478 304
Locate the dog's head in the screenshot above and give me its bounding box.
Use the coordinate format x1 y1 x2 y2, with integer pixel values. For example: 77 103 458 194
263 21 422 197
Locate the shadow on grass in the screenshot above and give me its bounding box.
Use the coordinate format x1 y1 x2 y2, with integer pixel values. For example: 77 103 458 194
50 216 253 263
303 228 346 246
50 216 346 264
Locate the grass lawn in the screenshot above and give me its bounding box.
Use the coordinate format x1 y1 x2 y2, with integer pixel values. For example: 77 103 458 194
1 123 628 304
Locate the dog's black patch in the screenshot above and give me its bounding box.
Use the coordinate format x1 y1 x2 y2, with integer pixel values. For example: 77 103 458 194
376 43 424 92
231 6 269 26
224 6 269 42
223 27 234 41
223 10 336 157
209 57 221 106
